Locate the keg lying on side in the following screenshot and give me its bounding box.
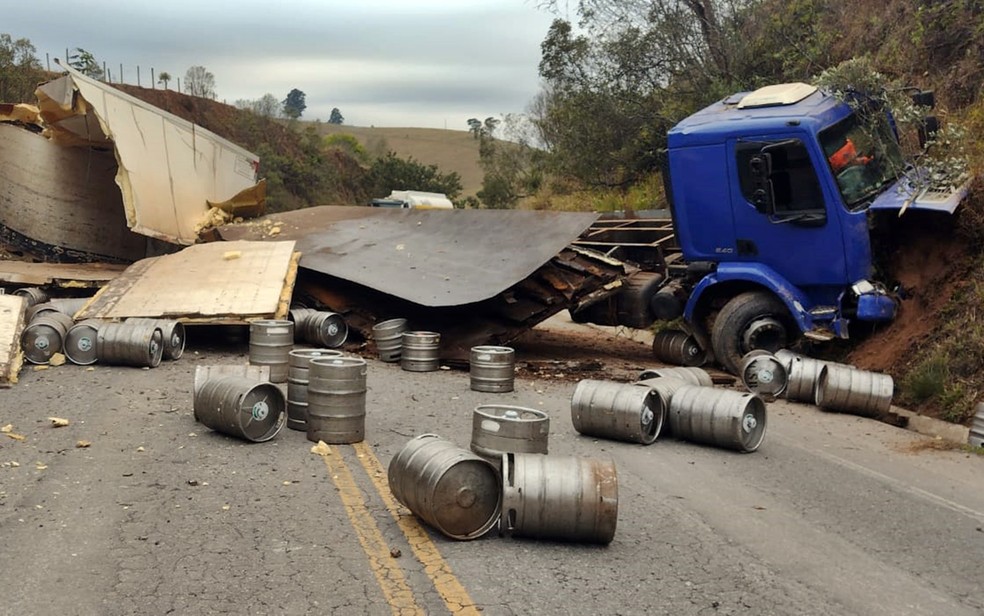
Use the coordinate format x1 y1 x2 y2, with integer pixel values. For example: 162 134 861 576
738 350 788 399
637 366 713 387
471 405 549 467
96 321 164 368
12 287 48 307
64 319 102 365
668 385 767 453
780 352 828 403
388 434 501 540
651 330 706 367
500 452 618 544
126 317 186 360
194 375 286 442
290 308 348 348
815 364 893 417
21 311 74 364
571 380 665 445
372 318 408 362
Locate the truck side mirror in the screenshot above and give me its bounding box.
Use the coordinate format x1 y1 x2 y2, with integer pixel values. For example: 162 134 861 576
749 153 775 214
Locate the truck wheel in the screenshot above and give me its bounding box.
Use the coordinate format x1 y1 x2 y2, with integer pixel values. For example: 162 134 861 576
711 291 792 374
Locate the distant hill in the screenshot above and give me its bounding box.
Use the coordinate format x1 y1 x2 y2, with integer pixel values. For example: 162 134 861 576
312 124 484 198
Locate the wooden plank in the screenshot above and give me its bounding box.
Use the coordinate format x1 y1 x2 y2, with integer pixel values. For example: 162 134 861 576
0 261 127 288
0 295 27 387
76 241 297 322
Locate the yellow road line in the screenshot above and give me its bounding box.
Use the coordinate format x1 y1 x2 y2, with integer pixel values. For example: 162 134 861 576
354 441 482 616
318 446 424 616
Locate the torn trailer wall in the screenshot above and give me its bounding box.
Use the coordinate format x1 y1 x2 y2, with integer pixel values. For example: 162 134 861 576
0 122 149 262
0 63 264 261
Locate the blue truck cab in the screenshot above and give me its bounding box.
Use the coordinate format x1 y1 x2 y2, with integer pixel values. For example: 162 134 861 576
662 82 961 372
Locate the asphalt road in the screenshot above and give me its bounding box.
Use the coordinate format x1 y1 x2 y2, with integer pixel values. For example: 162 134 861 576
2 328 983 616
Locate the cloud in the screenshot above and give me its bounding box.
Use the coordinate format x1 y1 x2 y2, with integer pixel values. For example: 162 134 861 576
6 0 556 128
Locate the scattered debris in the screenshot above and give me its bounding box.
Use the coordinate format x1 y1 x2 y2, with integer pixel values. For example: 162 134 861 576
48 417 70 427
76 441 91 448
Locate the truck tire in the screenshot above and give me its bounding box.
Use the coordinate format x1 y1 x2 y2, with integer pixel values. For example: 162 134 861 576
711 291 793 375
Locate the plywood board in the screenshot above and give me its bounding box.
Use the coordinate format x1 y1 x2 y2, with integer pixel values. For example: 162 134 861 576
0 261 127 287
0 294 26 387
76 241 298 323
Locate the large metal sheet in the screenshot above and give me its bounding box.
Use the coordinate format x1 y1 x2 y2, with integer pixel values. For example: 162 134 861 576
217 206 600 307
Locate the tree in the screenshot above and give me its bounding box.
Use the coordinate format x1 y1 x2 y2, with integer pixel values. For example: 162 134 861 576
477 113 545 209
467 118 482 139
328 107 344 124
366 152 462 200
184 65 216 98
236 93 280 117
283 88 306 120
68 47 104 79
483 117 500 137
0 33 44 103
157 71 172 89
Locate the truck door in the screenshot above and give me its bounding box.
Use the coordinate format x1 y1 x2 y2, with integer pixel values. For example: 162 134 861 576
729 137 849 294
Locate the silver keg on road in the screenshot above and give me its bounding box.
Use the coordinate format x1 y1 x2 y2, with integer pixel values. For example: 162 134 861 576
500 452 618 544
96 321 165 368
64 319 102 365
667 385 767 452
651 330 707 366
248 319 294 383
401 331 441 372
469 345 516 392
372 318 408 362
470 405 549 466
570 379 666 445
126 317 186 360
21 311 74 364
194 375 286 442
388 434 502 541
286 349 344 432
306 355 367 444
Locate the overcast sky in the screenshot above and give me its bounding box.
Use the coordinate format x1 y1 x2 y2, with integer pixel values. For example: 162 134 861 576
4 0 565 129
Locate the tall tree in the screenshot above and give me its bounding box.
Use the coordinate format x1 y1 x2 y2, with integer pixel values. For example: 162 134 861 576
157 71 172 89
68 48 104 79
328 107 344 124
467 118 482 139
236 93 280 117
283 88 306 120
0 33 44 103
184 65 216 98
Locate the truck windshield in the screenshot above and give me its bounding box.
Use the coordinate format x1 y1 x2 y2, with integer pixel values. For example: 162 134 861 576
819 111 905 209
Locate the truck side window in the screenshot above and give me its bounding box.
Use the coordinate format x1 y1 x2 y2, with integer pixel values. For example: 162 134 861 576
737 140 824 213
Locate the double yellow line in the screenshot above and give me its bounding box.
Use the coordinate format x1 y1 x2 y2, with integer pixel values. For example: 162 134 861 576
316 441 480 616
